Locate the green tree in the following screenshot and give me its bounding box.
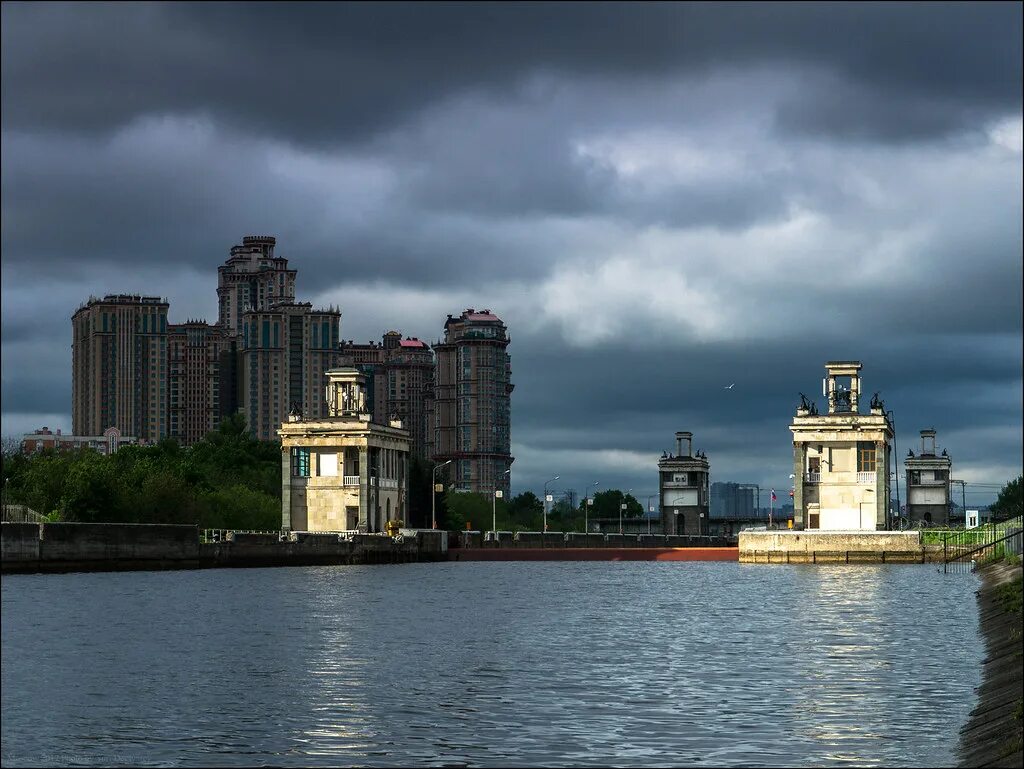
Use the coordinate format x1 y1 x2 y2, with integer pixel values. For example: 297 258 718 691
991 475 1023 521
591 489 643 520
506 491 543 530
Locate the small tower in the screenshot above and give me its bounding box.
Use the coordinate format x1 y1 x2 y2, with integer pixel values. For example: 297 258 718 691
280 367 409 533
790 361 893 531
904 429 952 527
325 368 371 421
658 431 710 535
824 361 862 414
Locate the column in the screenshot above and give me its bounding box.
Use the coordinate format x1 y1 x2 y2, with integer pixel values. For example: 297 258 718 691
358 446 369 532
875 439 887 530
281 446 292 530
792 442 806 529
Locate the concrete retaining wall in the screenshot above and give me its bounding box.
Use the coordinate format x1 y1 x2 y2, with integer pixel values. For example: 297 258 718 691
514 531 544 548
564 533 607 548
638 535 668 548
2 522 41 563
740 530 921 552
738 529 927 563
3 523 447 573
484 531 515 547
41 523 199 562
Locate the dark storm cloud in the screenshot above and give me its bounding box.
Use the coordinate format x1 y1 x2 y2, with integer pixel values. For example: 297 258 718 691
2 2 1020 145
1 2 1020 501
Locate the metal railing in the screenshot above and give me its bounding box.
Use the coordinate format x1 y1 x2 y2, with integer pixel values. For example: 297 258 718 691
942 515 1023 574
200 529 284 544
1 505 48 524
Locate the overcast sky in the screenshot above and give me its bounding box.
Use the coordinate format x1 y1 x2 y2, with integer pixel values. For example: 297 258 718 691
2 2 1021 506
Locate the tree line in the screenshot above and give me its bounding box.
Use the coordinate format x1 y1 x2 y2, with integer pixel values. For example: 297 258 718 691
5 421 1017 533
1 414 280 530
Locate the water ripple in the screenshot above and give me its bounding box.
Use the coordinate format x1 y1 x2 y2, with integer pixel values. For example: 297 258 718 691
2 562 981 767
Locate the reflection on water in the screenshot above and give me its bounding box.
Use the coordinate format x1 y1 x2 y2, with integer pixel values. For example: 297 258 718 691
2 563 981 768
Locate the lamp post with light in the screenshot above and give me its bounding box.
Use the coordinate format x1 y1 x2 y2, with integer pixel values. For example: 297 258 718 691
492 468 511 536
432 460 451 529
543 475 559 532
647 494 657 534
586 481 599 533
620 488 632 534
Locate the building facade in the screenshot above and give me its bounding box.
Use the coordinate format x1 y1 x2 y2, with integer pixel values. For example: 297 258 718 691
72 294 169 443
658 431 710 535
340 331 436 460
72 236 349 447
905 429 953 526
791 361 893 531
20 426 140 455
168 320 231 445
216 235 297 336
240 301 342 441
432 309 513 495
278 368 410 533
710 482 757 519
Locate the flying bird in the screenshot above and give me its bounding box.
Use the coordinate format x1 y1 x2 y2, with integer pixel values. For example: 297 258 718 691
724 383 735 390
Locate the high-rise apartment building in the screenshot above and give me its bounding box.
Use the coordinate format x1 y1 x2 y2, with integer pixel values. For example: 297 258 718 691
71 237 440 448
72 294 169 442
168 320 230 445
240 302 342 441
339 331 436 460
216 235 297 335
432 309 513 495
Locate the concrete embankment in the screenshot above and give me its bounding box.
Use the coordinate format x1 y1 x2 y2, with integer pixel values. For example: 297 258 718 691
449 547 737 562
958 562 1023 768
738 529 939 564
1 523 447 574
447 531 737 561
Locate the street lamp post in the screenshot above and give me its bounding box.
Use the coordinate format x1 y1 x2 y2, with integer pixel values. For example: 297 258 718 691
586 481 599 533
492 468 510 536
543 475 559 532
647 494 656 534
432 460 451 530
620 488 632 534
886 409 899 530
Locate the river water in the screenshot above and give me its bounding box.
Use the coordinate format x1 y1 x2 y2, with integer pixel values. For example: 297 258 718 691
2 562 981 768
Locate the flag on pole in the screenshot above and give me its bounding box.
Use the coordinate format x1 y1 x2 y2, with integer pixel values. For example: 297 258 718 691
771 489 777 502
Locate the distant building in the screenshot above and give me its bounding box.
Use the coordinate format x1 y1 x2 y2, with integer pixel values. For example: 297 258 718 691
71 235 445 448
432 309 513 495
240 301 342 441
278 368 410 533
168 320 231 445
710 482 757 519
216 235 297 336
791 361 893 530
72 294 170 443
905 429 953 526
658 431 710 535
21 426 140 455
339 331 436 460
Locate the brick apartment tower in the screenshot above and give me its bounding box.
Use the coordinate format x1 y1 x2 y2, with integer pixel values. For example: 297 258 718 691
72 236 345 447
432 309 513 495
167 320 231 445
339 331 436 460
72 294 170 442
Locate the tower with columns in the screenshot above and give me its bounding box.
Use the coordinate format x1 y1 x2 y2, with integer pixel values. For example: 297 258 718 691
278 368 410 533
790 361 893 530
658 431 710 535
